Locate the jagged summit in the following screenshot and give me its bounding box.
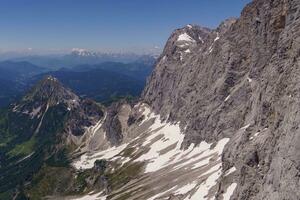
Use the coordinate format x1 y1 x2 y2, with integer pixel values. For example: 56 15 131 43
12 75 81 124
22 75 79 107
153 24 212 64
13 75 103 137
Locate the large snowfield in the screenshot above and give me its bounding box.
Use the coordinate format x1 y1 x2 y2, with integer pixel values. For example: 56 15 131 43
72 104 237 200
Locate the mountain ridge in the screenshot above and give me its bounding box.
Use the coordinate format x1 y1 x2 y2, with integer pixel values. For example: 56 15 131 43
142 0 300 199
1 0 299 199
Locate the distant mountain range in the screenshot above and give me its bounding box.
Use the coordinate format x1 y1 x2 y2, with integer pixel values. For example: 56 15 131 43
0 55 154 107
3 49 158 70
0 61 48 106
30 66 148 105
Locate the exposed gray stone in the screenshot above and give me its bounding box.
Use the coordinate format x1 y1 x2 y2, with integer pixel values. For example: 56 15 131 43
142 0 300 199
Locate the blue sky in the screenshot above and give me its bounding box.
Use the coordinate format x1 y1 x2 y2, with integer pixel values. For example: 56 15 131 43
0 0 251 54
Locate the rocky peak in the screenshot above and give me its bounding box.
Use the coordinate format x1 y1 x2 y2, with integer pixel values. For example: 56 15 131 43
157 25 211 63
22 75 80 108
12 75 103 138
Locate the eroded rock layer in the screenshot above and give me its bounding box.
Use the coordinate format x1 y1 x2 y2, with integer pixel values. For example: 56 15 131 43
142 0 300 199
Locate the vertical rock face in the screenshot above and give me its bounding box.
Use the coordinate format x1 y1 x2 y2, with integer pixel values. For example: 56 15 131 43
6 1 300 199
143 0 300 199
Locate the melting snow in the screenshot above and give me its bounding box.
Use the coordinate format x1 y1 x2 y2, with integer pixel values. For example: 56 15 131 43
135 110 230 173
223 183 237 200
71 191 107 200
72 104 232 199
214 33 220 42
178 33 195 43
187 24 193 29
240 124 250 130
186 167 222 200
199 36 204 43
225 166 236 176
174 182 198 195
224 95 231 102
73 144 128 170
178 44 189 48
208 45 213 53
185 49 191 53
135 118 184 173
148 186 176 200
90 116 106 137
207 33 220 54
250 131 260 140
254 132 260 137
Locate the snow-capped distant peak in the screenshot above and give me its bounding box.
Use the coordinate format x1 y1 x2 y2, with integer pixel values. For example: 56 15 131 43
71 48 87 53
71 48 96 57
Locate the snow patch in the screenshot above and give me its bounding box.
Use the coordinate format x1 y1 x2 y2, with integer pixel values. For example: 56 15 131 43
135 119 184 173
71 191 107 200
199 36 204 43
180 52 184 61
187 167 222 200
148 186 176 200
225 166 236 176
187 24 193 29
174 182 198 195
73 144 128 170
240 124 250 130
178 33 195 43
250 131 260 140
208 45 213 53
223 183 237 200
224 95 231 102
135 110 230 173
71 104 232 200
207 33 220 54
214 33 220 42
178 43 189 48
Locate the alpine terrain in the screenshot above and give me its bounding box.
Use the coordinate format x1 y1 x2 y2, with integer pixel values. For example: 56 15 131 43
0 0 300 199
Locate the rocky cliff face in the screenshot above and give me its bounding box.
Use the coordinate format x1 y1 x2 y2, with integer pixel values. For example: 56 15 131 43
3 0 300 199
142 0 300 199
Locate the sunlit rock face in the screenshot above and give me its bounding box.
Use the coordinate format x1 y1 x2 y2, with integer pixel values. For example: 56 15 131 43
12 0 300 199
141 0 300 199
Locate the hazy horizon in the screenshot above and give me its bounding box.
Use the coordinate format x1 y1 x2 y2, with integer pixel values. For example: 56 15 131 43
0 0 251 55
